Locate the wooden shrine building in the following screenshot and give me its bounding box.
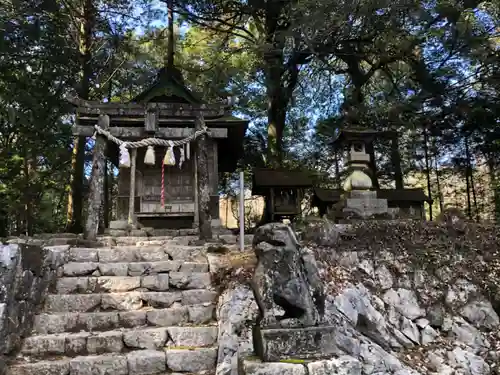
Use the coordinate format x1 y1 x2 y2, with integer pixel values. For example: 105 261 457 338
252 168 313 223
71 66 248 232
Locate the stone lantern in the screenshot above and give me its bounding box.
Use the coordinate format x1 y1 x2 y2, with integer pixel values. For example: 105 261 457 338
332 129 388 219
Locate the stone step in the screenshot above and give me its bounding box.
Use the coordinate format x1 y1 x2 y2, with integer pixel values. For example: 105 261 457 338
98 235 200 247
34 305 215 334
21 326 218 358
67 246 206 263
44 290 217 313
8 347 217 375
62 260 208 277
55 272 211 294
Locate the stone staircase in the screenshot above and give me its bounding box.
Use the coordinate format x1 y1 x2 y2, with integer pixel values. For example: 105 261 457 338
8 236 222 375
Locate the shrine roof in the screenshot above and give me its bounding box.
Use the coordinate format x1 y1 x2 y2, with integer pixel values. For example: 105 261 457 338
331 128 397 146
252 168 314 190
132 66 202 104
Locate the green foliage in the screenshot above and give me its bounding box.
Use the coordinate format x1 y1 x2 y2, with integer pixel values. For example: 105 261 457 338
2 0 500 234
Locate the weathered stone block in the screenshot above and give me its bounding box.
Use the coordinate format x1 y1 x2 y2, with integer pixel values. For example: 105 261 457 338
63 263 98 277
127 350 166 375
348 190 377 199
141 275 169 291
239 359 306 375
118 311 147 328
342 193 388 219
87 330 124 354
97 249 136 263
179 262 209 273
33 313 79 334
79 312 119 332
21 334 66 355
164 245 206 262
129 229 147 237
7 359 70 375
68 249 98 263
100 292 142 311
97 263 128 277
181 289 217 305
108 230 128 237
140 292 181 308
165 347 217 372
65 332 89 356
188 304 214 324
149 261 181 273
166 326 218 347
146 307 189 326
307 356 362 375
69 353 128 375
94 276 141 293
123 328 168 350
127 262 153 276
56 277 90 294
44 294 101 313
254 326 345 362
140 248 171 263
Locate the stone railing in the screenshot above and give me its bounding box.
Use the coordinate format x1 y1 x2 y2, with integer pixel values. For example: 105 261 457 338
0 244 67 373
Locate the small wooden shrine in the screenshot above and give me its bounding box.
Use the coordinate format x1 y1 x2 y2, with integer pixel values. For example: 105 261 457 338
252 168 313 223
71 39 248 239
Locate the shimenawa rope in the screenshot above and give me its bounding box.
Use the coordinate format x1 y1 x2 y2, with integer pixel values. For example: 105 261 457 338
93 120 209 207
93 124 209 148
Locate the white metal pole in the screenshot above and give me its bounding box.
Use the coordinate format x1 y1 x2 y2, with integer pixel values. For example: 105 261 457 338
239 171 245 251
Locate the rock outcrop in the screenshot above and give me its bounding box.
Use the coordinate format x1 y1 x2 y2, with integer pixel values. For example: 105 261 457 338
0 244 65 374
215 220 500 375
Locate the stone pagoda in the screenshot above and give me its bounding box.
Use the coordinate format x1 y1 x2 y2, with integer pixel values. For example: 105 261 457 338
333 129 389 219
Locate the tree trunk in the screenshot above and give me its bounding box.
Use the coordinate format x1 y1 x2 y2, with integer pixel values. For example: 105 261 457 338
67 0 94 233
84 115 109 241
470 170 479 222
391 135 403 189
195 113 212 240
434 154 444 212
365 141 380 189
109 165 115 221
423 126 433 220
101 159 109 232
487 155 500 222
464 137 479 221
128 148 137 226
464 137 472 220
265 52 286 167
22 150 33 236
334 149 341 188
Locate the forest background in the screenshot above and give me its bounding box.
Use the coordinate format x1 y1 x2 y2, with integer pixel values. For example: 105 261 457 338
1 0 499 235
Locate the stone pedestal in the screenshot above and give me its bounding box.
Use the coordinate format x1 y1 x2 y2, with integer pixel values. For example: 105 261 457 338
341 190 388 219
253 325 345 361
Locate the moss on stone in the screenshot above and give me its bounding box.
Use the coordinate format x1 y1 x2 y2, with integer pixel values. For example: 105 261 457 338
279 358 307 364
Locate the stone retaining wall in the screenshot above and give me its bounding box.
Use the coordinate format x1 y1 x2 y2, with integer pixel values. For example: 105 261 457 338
0 244 67 374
